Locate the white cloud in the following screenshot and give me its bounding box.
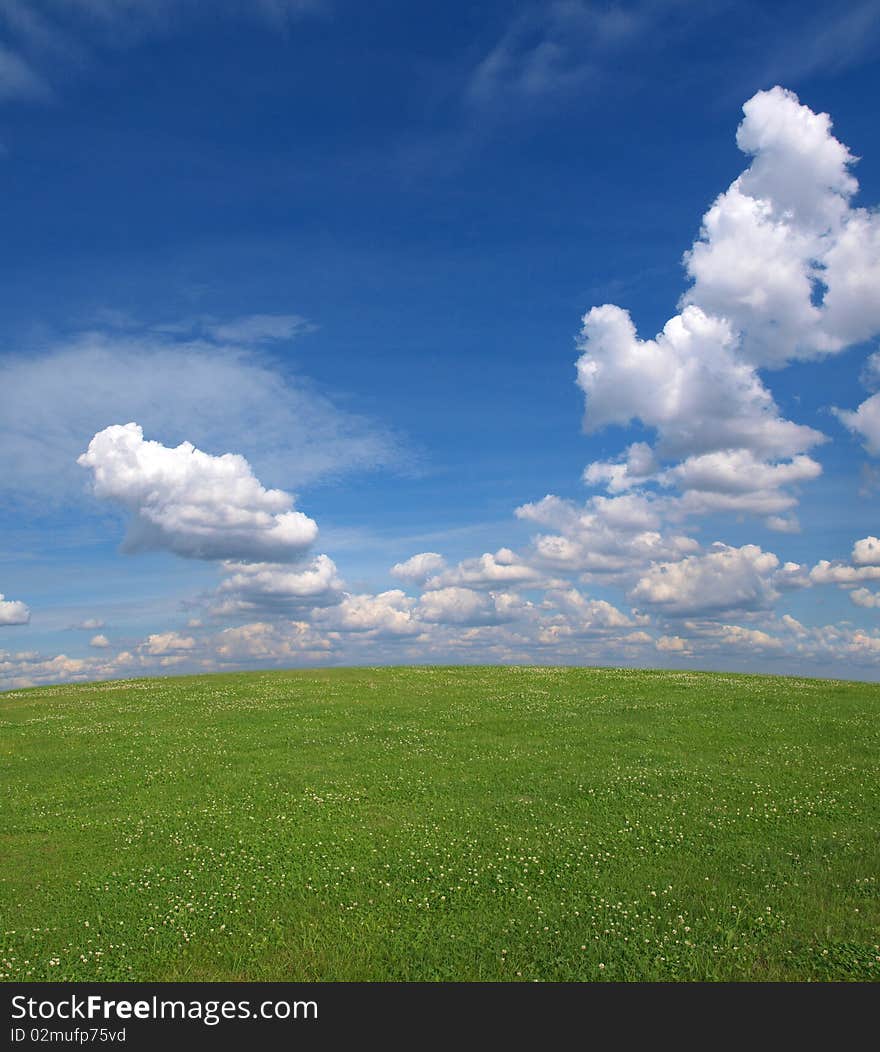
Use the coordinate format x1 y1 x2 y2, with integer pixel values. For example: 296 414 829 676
517 492 697 576
705 623 784 652
810 560 880 585
577 302 823 471
583 442 656 493
390 552 446 584
140 631 196 656
71 617 105 630
656 635 690 654
630 543 782 616
89 634 110 648
668 450 822 518
573 87 880 531
318 590 421 638
536 588 640 644
0 593 30 625
0 331 401 504
850 587 880 609
211 554 343 615
215 620 335 664
79 422 319 561
424 548 543 590
418 586 525 627
835 393 880 456
853 536 880 565
683 86 880 366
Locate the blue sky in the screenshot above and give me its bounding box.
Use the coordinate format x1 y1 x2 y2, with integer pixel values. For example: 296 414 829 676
2 0 880 687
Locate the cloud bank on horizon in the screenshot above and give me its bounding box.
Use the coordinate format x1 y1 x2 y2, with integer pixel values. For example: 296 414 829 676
4 85 880 689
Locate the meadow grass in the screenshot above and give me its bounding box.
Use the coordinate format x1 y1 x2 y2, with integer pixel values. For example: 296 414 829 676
1 665 878 981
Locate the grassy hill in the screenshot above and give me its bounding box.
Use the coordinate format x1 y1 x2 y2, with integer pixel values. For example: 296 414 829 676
1 665 878 981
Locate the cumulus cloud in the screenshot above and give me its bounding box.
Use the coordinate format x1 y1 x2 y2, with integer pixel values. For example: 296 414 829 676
536 588 642 644
850 587 880 609
656 635 690 654
418 587 525 627
853 536 880 565
668 450 822 520
0 594 30 625
835 393 880 456
576 304 824 525
574 87 880 530
683 86 880 366
517 491 697 577
390 552 446 584
140 631 197 656
630 544 782 616
79 423 319 561
0 330 401 504
424 548 544 590
211 555 343 615
89 634 110 648
577 305 819 460
318 590 421 638
215 620 335 664
71 618 105 630
810 560 880 585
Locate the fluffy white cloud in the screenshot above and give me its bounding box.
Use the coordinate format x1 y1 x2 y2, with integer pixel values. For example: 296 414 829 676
211 555 343 615
319 590 421 638
0 594 30 625
668 450 822 519
630 544 782 616
583 442 656 493
89 634 110 648
850 588 880 609
418 587 525 626
215 621 335 664
810 560 880 585
853 536 880 566
79 423 319 561
140 631 197 656
424 548 543 590
656 635 690 654
517 492 697 576
575 305 824 528
0 331 400 503
683 86 880 366
390 552 447 583
0 647 141 689
536 588 641 644
574 87 880 531
577 304 821 462
836 393 880 456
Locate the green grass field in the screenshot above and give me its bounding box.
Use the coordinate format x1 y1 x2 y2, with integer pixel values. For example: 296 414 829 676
2 665 878 982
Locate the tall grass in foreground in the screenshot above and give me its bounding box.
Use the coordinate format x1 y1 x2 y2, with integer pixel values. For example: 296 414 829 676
2 666 878 981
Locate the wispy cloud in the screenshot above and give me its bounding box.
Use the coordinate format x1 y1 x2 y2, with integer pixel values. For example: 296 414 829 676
0 0 328 106
752 0 880 84
0 41 50 101
0 317 405 506
466 0 645 113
